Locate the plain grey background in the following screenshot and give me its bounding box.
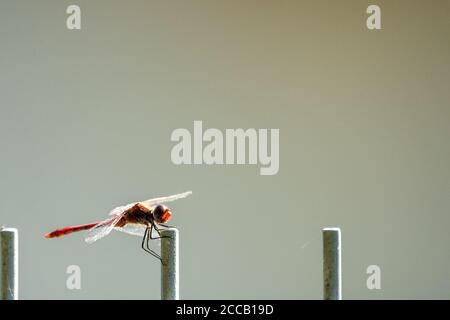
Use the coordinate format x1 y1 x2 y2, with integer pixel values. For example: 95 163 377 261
1 0 449 299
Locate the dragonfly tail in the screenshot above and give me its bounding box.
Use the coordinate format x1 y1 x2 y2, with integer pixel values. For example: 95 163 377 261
45 222 100 239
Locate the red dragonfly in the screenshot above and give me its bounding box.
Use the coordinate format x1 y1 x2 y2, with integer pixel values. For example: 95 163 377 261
45 191 192 261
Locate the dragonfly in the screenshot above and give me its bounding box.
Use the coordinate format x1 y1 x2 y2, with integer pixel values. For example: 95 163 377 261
45 191 192 262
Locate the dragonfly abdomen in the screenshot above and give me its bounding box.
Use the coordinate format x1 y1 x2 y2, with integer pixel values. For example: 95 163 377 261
45 222 99 239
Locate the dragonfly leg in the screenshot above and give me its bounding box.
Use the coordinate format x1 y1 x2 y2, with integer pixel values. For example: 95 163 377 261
159 223 176 229
141 226 162 262
150 223 172 240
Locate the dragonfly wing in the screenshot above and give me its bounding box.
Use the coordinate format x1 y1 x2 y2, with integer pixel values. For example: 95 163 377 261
84 215 121 244
108 202 136 216
115 223 147 237
81 192 190 246
115 223 161 251
141 191 192 208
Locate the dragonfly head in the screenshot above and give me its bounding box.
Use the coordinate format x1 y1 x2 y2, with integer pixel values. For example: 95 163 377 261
153 204 172 223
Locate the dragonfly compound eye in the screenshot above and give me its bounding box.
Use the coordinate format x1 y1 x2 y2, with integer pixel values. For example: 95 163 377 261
153 204 171 223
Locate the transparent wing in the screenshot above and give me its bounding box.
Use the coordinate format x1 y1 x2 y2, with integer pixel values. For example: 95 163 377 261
108 191 192 216
115 224 161 249
108 202 136 216
115 223 147 237
141 191 192 208
82 192 191 245
84 215 122 244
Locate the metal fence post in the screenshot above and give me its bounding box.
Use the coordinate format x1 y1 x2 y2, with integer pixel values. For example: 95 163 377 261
323 227 341 300
161 228 179 300
1 227 18 300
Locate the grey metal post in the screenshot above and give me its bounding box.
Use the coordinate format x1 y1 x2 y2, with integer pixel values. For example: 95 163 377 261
1 227 18 300
161 228 179 300
323 227 341 300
